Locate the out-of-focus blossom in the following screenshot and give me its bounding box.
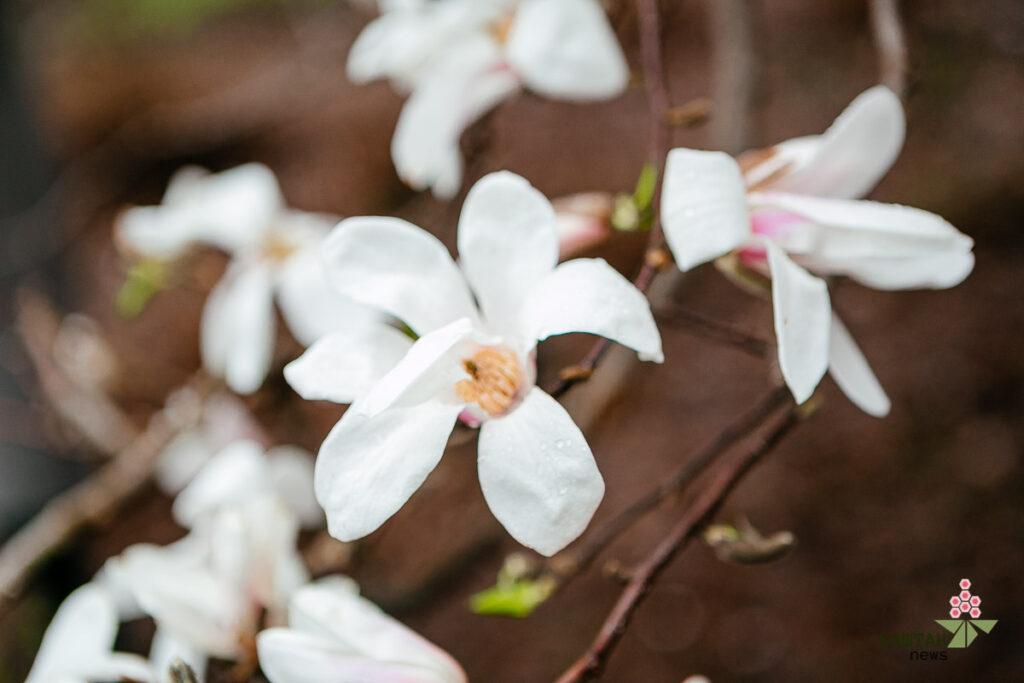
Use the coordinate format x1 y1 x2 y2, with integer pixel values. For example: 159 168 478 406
154 391 266 494
171 438 322 530
348 0 629 197
660 86 974 415
104 449 310 668
26 584 154 683
286 171 661 555
257 577 466 683
116 163 378 394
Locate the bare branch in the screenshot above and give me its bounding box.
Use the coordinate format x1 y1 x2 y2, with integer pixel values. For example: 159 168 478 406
869 0 908 97
706 0 756 154
554 406 800 683
655 304 771 359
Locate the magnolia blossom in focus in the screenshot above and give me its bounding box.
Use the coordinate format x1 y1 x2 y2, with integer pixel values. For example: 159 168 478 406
257 577 466 683
348 0 629 197
116 163 377 394
660 86 974 415
285 171 662 555
25 584 155 683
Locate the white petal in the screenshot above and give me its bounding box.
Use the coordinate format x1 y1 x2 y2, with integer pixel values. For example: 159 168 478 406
116 205 197 260
257 630 455 683
749 192 974 289
478 387 604 556
26 584 118 683
661 148 753 271
457 172 558 333
284 325 414 405
507 0 628 100
391 34 520 198
520 258 663 362
171 440 269 528
149 629 207 682
755 86 905 198
828 314 890 417
200 262 276 394
193 163 284 253
357 318 475 417
279 580 466 682
314 400 462 542
322 217 479 335
266 445 324 529
766 244 831 404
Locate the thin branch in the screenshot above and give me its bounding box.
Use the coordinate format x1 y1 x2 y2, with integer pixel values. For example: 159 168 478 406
555 406 800 683
546 0 672 399
544 384 789 587
868 0 908 97
706 0 756 155
655 304 771 359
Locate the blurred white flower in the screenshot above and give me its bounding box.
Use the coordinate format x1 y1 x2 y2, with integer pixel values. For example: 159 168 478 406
660 86 974 415
154 391 265 494
104 448 310 667
171 438 322 530
552 192 615 259
117 163 378 394
285 171 662 555
26 584 154 683
348 0 629 197
257 577 466 683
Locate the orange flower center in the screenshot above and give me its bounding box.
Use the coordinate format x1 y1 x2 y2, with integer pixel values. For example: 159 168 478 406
455 346 522 416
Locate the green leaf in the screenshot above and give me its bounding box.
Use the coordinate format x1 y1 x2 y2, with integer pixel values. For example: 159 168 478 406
468 577 555 618
115 259 170 319
970 619 997 634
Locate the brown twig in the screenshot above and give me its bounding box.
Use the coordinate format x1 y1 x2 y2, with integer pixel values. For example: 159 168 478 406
546 0 672 399
554 406 800 683
705 0 756 155
655 304 771 359
868 0 908 97
544 385 789 587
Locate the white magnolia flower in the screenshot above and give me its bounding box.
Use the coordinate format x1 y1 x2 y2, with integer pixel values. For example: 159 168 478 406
348 0 629 197
257 577 466 683
105 495 308 665
660 86 974 416
285 171 662 556
154 391 266 494
117 163 378 394
171 438 323 530
26 584 154 683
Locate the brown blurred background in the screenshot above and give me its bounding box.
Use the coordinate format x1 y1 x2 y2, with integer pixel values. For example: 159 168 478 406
0 0 1022 681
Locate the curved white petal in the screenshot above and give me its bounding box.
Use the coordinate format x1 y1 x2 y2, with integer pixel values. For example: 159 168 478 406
662 148 753 271
200 261 276 394
149 629 207 683
284 325 414 405
193 163 284 253
756 86 905 199
257 630 455 683
357 318 475 417
507 0 628 100
749 192 974 289
391 34 520 198
828 314 890 417
26 584 119 683
520 258 663 362
266 445 324 529
171 440 268 528
322 217 479 335
478 387 604 556
314 399 463 542
766 243 831 404
275 579 467 682
457 172 558 333
116 205 197 260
